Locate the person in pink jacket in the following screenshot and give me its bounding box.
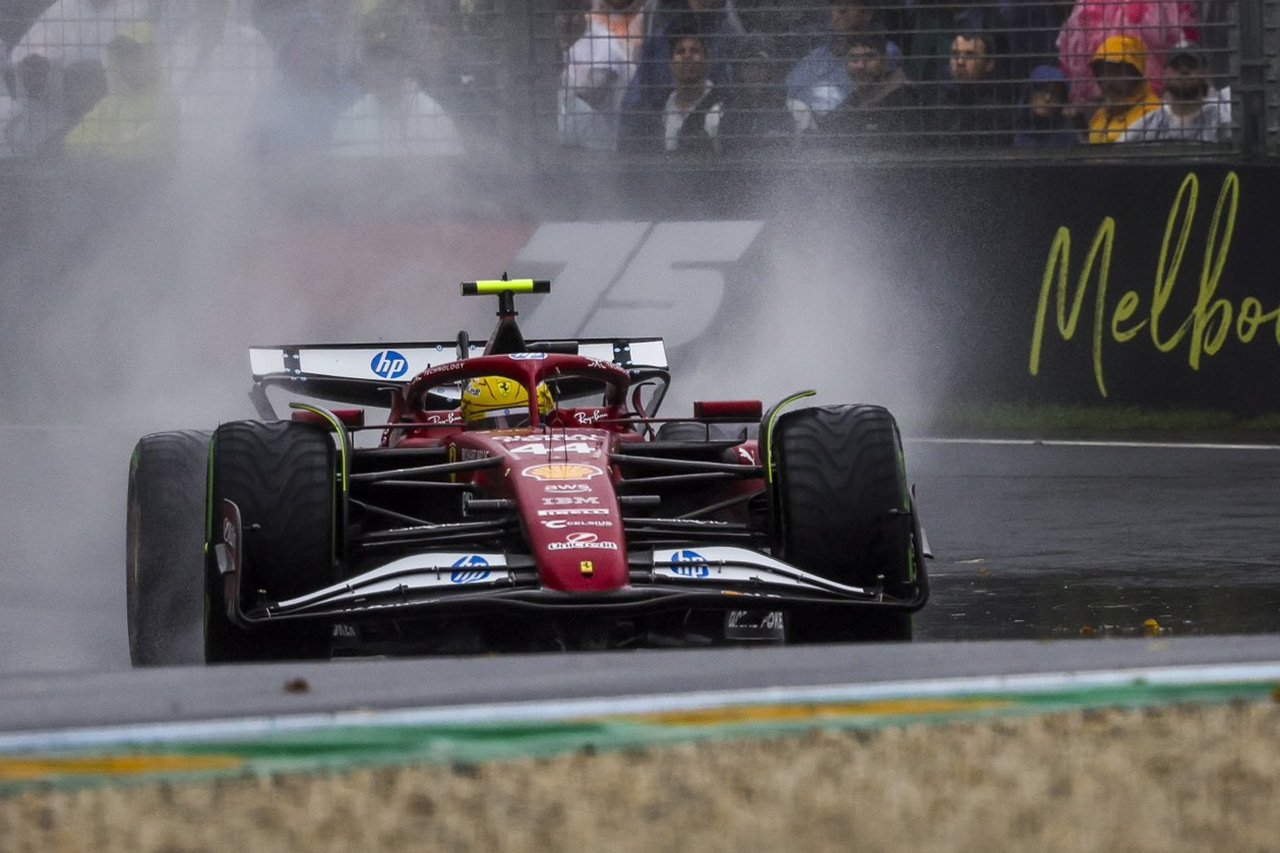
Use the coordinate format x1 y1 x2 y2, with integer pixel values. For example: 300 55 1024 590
1056 0 1197 106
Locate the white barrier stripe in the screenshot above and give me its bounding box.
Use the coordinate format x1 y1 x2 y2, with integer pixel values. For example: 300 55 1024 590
1 661 1278 754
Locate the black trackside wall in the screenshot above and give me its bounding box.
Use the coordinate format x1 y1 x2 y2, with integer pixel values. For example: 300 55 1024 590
537 162 1274 416
2 160 1278 421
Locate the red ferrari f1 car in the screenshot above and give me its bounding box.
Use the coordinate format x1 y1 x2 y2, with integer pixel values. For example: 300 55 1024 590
127 280 929 665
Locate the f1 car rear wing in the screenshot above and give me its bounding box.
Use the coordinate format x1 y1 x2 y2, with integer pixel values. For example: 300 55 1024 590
248 337 669 416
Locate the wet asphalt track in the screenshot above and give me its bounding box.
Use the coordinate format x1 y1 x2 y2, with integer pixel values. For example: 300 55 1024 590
1 430 1280 731
909 438 1280 642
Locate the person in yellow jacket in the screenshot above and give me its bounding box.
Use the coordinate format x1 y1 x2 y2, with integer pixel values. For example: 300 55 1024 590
1088 34 1161 144
64 23 179 161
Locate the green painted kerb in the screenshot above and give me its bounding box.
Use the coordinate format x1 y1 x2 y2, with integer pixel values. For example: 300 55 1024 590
0 679 1274 795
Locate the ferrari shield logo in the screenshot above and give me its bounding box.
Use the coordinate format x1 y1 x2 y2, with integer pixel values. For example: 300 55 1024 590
580 560 594 577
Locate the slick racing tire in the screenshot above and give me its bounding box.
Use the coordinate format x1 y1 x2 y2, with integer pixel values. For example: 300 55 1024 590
205 420 337 663
773 404 921 642
127 429 212 666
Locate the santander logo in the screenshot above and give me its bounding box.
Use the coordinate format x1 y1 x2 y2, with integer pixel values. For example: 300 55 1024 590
547 531 619 551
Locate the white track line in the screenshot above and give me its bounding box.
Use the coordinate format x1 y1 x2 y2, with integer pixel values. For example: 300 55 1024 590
907 437 1280 451
2 661 1279 754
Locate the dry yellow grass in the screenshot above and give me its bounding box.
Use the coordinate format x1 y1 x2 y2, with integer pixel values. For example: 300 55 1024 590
4 701 1280 852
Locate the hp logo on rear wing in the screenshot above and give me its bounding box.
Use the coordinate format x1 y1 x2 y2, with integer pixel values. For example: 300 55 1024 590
371 350 409 379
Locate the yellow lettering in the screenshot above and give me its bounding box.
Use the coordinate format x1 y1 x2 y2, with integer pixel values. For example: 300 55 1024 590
1111 291 1146 342
1188 172 1239 368
1150 173 1198 352
1029 220 1115 396
1031 171 1277 397
1030 227 1069 378
1234 297 1280 344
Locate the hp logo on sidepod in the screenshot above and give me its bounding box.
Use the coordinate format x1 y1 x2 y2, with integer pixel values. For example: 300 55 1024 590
371 350 409 379
450 555 491 584
671 549 710 578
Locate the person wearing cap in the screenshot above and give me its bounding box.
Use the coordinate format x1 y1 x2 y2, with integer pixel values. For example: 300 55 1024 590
1087 34 1160 144
1013 64 1084 147
1119 40 1231 143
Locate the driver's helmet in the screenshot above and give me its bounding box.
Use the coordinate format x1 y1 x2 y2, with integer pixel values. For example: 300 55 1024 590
461 375 554 429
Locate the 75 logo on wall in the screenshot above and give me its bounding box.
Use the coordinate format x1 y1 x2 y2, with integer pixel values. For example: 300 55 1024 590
515 221 765 347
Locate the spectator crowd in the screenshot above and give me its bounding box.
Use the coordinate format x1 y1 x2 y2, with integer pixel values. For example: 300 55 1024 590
0 0 480 162
0 0 1239 162
557 0 1236 153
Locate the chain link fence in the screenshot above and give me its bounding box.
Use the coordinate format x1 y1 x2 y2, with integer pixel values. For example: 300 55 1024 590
0 0 1267 166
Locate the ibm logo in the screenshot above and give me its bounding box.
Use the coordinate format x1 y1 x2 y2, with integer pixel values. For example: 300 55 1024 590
370 350 409 380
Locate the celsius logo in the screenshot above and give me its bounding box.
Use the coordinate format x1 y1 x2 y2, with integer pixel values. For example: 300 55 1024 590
671 549 710 578
371 350 409 379
449 555 491 584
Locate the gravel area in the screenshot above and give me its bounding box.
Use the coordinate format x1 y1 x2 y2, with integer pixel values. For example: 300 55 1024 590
3 700 1279 852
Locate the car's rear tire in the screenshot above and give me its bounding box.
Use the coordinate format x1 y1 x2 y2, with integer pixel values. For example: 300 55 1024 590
126 429 212 666
205 420 337 663
772 404 921 642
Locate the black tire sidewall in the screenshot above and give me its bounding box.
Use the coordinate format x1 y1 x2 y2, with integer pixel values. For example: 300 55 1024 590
126 429 212 666
773 404 918 641
205 420 337 662
776 404 916 589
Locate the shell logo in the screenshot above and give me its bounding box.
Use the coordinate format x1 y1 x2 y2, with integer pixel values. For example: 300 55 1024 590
522 463 604 482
